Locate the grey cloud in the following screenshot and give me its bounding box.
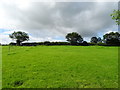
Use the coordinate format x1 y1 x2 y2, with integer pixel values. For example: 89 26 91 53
0 2 118 41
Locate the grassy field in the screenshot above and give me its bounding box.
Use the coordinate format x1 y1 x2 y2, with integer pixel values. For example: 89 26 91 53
0 46 2 89
2 46 118 88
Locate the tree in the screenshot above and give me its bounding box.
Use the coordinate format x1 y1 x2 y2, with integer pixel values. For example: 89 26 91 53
103 32 120 45
90 37 98 43
97 37 102 43
66 32 83 45
9 31 29 46
111 9 120 25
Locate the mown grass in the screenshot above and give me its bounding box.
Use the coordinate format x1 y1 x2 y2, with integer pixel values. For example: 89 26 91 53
2 46 118 88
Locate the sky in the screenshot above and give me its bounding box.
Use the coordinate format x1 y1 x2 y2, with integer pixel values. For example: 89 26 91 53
0 0 119 44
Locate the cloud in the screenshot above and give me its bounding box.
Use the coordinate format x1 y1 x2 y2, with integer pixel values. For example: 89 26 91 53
0 33 11 44
0 1 118 44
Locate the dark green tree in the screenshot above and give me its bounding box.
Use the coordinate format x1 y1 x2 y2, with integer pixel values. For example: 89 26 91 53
111 9 120 25
90 37 98 43
103 32 120 45
9 31 29 46
66 32 83 45
97 37 102 43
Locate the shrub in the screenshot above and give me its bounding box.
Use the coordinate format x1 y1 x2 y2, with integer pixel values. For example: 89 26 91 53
44 41 51 45
82 41 89 46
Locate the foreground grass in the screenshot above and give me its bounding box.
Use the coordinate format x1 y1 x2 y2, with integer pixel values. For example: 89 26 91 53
0 46 2 89
2 46 118 88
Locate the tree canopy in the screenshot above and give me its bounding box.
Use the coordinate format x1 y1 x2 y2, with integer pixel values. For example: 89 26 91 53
90 37 98 43
90 37 102 44
111 10 120 25
103 32 120 45
66 32 83 45
9 31 29 46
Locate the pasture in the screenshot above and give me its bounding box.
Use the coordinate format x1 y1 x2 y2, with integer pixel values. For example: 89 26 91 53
2 46 118 88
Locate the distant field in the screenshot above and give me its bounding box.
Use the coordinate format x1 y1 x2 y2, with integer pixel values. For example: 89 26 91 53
2 46 118 88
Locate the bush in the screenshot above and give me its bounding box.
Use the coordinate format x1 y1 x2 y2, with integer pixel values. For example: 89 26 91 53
88 43 96 46
44 41 51 45
82 41 89 46
9 42 16 46
97 42 107 46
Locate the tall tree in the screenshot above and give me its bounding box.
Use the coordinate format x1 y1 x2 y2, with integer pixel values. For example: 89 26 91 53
103 32 120 45
9 31 29 46
66 32 83 45
111 9 120 25
90 37 98 43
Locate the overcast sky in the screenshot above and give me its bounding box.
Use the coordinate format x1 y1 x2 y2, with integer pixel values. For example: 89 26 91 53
0 0 118 44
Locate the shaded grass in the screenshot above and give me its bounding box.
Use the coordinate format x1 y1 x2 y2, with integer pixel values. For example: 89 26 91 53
2 46 118 88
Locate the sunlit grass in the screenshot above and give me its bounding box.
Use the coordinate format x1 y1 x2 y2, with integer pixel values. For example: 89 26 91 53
2 46 118 88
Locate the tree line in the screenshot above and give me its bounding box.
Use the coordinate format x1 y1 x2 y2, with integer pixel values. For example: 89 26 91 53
9 31 120 46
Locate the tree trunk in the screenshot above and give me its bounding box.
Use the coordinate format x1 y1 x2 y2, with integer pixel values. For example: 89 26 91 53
16 40 21 46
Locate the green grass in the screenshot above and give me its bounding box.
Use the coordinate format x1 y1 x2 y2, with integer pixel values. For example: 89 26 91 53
0 46 2 89
2 46 118 88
